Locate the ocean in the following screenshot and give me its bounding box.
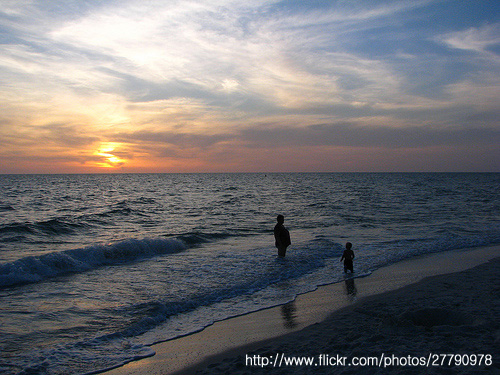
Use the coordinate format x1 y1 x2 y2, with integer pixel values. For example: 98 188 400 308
0 173 499 374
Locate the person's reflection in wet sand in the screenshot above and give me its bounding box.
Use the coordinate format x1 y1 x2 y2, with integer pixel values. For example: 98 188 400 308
344 278 357 302
281 301 298 329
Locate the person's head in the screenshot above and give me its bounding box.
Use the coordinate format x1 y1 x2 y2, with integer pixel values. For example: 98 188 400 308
346 242 352 250
277 214 284 224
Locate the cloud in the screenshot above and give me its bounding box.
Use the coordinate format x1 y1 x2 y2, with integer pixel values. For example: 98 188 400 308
239 121 500 149
113 130 233 150
44 0 422 109
0 0 499 172
437 24 500 55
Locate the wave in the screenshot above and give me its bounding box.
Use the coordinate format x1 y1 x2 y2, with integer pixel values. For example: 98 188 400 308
0 237 186 288
0 218 89 236
0 204 15 212
96 207 133 217
176 231 233 245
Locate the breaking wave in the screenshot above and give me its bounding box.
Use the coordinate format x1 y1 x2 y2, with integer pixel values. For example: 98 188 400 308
0 237 187 288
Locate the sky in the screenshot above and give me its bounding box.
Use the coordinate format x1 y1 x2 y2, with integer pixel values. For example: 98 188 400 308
0 0 499 173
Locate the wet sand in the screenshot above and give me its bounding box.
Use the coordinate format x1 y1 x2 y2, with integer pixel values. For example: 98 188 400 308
103 245 499 375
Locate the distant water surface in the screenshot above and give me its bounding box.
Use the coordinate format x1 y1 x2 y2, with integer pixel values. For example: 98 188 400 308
0 173 498 374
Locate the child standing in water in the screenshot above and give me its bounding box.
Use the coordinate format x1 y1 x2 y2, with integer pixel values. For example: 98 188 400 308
340 242 355 273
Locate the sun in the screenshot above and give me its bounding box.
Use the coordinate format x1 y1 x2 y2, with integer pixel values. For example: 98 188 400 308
94 143 126 168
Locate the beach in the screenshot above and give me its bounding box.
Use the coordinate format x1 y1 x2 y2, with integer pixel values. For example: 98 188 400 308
105 245 499 375
2 173 499 374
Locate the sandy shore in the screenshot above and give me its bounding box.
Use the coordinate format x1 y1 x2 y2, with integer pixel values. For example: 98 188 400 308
104 245 499 375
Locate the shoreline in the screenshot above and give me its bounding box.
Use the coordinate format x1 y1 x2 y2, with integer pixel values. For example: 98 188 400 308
104 245 500 375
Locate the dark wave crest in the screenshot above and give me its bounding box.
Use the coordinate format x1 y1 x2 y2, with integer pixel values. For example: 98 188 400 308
0 204 15 212
0 237 186 288
0 218 89 236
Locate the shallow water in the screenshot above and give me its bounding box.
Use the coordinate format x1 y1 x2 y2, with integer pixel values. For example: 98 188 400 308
0 173 499 374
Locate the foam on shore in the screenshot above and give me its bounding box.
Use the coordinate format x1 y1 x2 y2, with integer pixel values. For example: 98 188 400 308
103 245 499 375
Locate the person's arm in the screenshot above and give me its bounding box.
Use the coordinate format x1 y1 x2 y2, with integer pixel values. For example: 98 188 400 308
282 228 291 246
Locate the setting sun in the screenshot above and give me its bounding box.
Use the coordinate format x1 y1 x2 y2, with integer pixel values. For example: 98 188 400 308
94 143 125 168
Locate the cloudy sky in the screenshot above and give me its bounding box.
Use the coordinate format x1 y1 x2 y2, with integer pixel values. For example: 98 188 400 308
0 0 498 173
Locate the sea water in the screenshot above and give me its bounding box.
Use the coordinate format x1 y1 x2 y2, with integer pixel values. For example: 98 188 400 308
0 173 499 374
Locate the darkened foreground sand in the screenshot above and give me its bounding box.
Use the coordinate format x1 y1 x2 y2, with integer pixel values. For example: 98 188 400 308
105 246 499 375
193 257 500 375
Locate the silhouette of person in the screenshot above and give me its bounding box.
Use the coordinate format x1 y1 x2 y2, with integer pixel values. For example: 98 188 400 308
274 214 291 257
340 242 355 273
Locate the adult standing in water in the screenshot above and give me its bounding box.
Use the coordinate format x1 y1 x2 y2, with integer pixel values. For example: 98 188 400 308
274 214 291 257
